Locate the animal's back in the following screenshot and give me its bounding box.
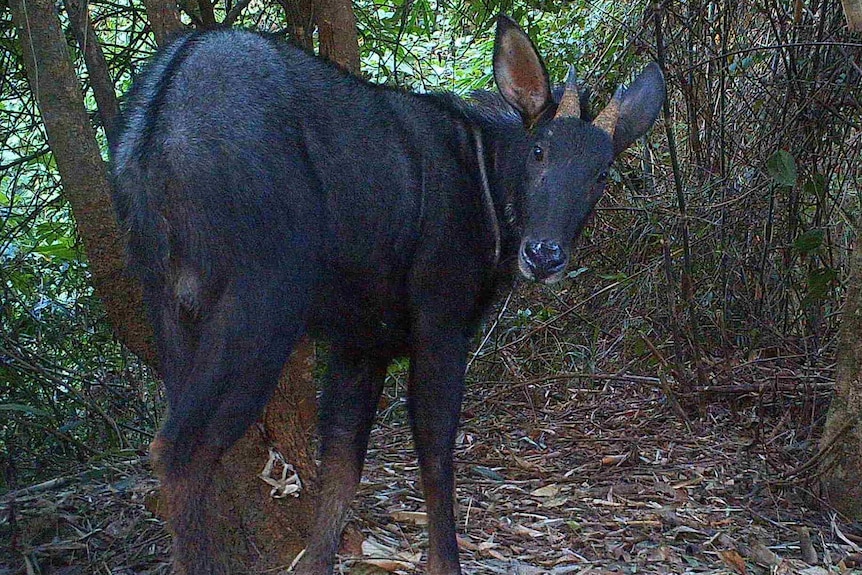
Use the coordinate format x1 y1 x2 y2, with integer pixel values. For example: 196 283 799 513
111 28 488 352
111 30 327 288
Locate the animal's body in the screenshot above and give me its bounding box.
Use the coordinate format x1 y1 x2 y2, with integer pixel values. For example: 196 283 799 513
111 16 665 575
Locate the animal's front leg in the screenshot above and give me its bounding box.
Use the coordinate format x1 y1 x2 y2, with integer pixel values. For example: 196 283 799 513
409 331 468 575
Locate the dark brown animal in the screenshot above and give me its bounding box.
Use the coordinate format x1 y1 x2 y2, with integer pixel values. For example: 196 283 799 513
111 15 665 575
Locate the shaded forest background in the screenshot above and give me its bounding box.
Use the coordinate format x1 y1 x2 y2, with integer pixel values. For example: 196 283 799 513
1 0 861 572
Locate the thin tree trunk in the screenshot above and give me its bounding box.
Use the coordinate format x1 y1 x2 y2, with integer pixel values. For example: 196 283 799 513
142 0 184 45
842 0 862 30
199 0 218 28
819 236 862 518
63 0 120 137
8 0 156 368
277 0 315 50
316 0 360 73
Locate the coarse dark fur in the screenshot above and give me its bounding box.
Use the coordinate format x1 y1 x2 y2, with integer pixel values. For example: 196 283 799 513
111 15 665 575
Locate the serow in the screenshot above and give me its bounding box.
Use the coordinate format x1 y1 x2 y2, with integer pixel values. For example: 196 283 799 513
111 14 665 575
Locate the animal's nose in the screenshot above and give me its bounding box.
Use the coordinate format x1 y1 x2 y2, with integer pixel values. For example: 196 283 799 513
521 239 567 280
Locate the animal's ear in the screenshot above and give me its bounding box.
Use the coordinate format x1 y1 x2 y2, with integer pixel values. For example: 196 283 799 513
493 15 553 128
593 63 666 156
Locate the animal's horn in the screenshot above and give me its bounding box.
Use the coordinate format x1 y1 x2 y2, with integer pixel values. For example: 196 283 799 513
554 65 581 119
592 85 624 139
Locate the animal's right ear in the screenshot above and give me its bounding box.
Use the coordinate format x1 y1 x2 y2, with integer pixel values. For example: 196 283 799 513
493 15 553 129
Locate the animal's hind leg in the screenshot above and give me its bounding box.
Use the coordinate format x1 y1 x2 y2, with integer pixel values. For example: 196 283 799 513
152 270 307 575
295 348 389 575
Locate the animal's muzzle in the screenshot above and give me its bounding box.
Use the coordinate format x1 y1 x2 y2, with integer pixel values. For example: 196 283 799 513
520 239 568 283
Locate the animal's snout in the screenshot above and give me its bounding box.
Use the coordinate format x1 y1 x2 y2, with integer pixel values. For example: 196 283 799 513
520 239 568 283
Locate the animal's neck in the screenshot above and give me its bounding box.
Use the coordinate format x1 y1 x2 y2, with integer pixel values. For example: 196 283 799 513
438 93 530 270
479 122 530 269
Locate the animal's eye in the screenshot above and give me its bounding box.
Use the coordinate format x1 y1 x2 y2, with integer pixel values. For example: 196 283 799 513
533 144 544 162
597 170 608 182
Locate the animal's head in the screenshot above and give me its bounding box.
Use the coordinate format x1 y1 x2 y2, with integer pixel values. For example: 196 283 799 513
493 15 666 284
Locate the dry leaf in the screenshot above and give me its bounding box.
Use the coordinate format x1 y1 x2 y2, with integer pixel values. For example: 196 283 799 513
601 453 629 466
748 540 781 566
456 534 478 551
798 567 832 575
796 526 818 565
717 549 748 574
512 524 543 538
349 562 392 575
541 495 569 508
590 498 623 507
512 454 539 471
358 537 417 572
671 476 703 489
361 537 397 559
530 484 561 498
391 510 428 525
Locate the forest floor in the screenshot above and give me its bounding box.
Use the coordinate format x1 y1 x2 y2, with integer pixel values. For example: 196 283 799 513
3 360 861 575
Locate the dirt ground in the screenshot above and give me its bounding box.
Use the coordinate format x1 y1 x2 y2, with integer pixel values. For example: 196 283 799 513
3 368 861 575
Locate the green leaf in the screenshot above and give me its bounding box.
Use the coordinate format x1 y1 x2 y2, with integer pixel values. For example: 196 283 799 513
34 243 79 261
805 267 838 303
794 229 824 254
598 272 628 281
803 174 827 202
767 150 797 187
0 403 51 417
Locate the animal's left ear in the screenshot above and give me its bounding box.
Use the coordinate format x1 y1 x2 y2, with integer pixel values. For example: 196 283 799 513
593 63 666 156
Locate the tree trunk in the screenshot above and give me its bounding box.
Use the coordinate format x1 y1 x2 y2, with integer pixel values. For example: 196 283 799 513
215 342 319 569
316 0 361 73
63 0 120 137
142 0 185 45
820 237 862 518
842 0 862 31
277 0 315 50
8 0 157 368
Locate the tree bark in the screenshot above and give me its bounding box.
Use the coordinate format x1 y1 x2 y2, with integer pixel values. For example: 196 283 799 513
63 0 120 138
277 0 315 51
142 0 184 45
842 0 862 31
316 0 360 73
9 0 157 368
215 342 319 569
820 237 862 518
